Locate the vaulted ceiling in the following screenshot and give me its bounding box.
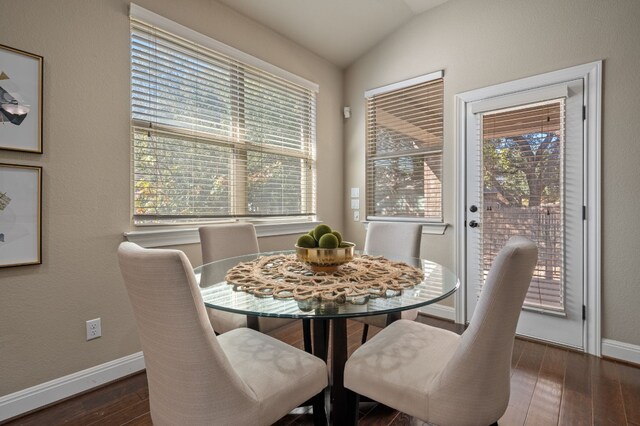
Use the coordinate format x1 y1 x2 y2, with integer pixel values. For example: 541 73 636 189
216 0 449 68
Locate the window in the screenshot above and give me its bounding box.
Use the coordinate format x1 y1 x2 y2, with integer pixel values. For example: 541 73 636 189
365 71 443 221
130 7 317 225
479 99 566 311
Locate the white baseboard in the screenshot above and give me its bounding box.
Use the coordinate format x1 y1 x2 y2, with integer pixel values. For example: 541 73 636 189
602 338 640 365
0 352 145 422
418 303 456 321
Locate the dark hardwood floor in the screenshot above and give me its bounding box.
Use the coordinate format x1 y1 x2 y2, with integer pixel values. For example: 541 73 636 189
4 316 639 426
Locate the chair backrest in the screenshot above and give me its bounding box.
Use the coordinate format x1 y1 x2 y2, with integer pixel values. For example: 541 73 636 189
199 223 260 264
117 242 257 425
364 222 422 259
431 236 538 423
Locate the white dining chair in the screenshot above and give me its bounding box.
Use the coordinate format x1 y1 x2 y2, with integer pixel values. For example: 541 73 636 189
344 236 538 426
355 221 423 342
199 223 292 334
118 242 328 426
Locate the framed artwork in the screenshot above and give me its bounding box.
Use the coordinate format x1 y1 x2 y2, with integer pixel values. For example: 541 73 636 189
0 163 42 267
0 44 43 153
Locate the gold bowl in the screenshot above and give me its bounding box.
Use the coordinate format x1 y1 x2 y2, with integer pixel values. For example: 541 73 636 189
295 242 355 273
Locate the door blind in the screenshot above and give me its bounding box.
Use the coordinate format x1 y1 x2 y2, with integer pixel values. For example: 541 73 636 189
365 76 443 221
130 19 316 224
477 99 566 312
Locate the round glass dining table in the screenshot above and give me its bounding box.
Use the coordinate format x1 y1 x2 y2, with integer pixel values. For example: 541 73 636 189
194 250 459 423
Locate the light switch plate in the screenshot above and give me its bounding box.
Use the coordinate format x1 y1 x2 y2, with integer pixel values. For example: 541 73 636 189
351 187 359 198
351 198 360 209
353 210 360 221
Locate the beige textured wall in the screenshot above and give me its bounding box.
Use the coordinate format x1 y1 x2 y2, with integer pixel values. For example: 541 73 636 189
344 0 640 343
0 0 343 396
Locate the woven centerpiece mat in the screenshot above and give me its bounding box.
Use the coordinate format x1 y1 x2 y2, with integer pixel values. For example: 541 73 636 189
224 254 424 303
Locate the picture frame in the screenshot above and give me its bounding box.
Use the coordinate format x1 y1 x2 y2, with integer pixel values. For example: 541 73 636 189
0 44 43 153
0 163 42 267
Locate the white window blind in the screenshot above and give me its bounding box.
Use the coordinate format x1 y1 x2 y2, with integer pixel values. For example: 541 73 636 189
130 15 316 224
478 99 566 312
365 73 443 221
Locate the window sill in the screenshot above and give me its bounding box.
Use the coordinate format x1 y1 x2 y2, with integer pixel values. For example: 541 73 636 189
363 221 448 235
124 220 321 248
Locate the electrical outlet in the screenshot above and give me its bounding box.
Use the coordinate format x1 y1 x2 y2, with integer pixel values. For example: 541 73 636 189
353 210 360 221
86 318 101 341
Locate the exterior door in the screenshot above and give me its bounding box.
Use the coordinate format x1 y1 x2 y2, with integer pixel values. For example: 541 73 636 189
465 80 585 349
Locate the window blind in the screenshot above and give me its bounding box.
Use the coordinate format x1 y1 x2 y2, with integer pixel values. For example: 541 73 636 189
477 99 566 312
365 75 443 221
130 18 316 224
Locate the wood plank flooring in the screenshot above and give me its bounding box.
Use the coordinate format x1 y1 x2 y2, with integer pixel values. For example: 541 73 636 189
3 316 638 426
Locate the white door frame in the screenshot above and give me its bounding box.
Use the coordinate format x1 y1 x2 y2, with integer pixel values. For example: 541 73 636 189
454 61 602 356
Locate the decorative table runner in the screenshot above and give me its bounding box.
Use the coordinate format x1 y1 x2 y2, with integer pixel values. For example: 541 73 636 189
224 254 424 303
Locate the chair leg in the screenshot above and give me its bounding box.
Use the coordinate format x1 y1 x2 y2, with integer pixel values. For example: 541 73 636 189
312 389 327 426
346 389 360 425
361 324 369 344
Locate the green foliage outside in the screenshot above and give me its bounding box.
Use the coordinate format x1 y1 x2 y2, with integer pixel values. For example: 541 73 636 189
483 132 561 207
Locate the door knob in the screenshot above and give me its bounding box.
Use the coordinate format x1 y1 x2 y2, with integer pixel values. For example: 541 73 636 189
469 205 478 212
468 220 479 228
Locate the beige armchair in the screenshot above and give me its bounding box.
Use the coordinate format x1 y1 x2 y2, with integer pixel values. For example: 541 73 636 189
199 223 293 334
344 236 538 426
118 242 328 425
355 221 423 342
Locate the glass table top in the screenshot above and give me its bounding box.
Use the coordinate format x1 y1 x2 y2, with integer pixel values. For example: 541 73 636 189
195 250 459 319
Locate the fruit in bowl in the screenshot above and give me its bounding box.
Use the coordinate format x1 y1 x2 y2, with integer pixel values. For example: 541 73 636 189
295 224 355 272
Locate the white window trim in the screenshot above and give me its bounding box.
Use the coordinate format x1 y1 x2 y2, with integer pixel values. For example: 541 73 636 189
129 4 318 93
125 221 321 248
363 221 448 236
365 70 443 98
454 61 602 356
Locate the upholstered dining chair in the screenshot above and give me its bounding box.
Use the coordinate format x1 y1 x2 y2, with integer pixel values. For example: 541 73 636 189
199 223 292 335
118 242 328 426
355 221 423 342
344 236 538 426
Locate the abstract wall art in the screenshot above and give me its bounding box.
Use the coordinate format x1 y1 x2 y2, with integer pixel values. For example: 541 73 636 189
0 44 43 153
0 163 42 267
